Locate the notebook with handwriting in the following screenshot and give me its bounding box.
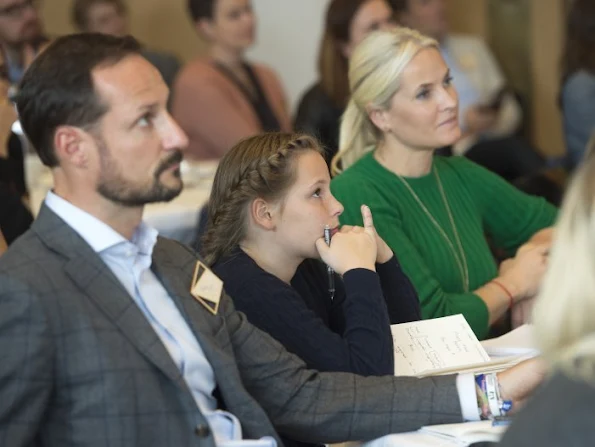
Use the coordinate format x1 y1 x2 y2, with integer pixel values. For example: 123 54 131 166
391 314 491 377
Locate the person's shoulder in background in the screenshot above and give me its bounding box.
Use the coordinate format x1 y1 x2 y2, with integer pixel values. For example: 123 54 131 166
444 33 490 56
0 181 32 245
560 69 595 115
295 82 338 118
560 69 595 169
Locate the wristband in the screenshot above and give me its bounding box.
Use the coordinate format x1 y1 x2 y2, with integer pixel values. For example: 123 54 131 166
475 373 513 420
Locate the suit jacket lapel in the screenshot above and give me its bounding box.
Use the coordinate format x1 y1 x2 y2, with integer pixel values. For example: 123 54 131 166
33 205 188 390
151 241 231 370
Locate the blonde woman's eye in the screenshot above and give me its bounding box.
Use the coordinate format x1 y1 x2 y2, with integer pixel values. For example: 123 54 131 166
312 188 322 198
416 89 430 100
138 114 153 127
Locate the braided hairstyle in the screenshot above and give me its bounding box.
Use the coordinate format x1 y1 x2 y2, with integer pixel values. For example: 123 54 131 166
201 132 323 266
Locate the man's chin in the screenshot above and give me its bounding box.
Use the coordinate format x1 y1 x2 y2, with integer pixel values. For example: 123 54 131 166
151 182 183 204
98 181 183 207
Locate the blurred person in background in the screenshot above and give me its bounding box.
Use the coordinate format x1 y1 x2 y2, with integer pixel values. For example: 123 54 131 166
559 0 595 171
294 0 396 167
172 0 291 161
0 51 32 245
0 0 48 87
71 0 181 90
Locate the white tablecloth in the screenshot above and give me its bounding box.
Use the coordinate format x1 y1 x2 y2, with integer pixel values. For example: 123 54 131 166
28 156 216 245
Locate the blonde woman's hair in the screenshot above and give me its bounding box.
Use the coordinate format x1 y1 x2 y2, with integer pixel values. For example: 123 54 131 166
201 132 323 266
533 143 595 382
331 27 438 176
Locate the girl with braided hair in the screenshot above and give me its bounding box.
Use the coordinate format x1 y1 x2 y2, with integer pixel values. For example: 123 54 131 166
201 132 420 382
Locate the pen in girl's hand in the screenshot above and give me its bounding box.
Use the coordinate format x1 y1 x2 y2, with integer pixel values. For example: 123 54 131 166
324 225 335 300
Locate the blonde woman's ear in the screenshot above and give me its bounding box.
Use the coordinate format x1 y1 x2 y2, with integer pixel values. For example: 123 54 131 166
366 105 387 133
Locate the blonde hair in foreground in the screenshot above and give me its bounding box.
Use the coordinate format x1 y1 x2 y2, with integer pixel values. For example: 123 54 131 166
533 146 595 381
331 27 438 176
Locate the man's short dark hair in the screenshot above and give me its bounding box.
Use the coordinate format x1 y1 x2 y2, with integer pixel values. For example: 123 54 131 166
16 33 141 167
71 0 127 31
187 0 216 22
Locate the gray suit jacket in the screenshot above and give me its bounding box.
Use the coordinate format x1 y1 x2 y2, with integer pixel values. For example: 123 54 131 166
0 205 463 447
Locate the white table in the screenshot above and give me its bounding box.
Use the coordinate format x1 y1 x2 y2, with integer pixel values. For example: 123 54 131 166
28 156 216 245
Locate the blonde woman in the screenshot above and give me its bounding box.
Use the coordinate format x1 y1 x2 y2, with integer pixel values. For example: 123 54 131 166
330 27 557 339
499 148 595 446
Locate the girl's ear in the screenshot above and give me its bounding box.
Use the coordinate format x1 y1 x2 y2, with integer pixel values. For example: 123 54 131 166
250 197 277 230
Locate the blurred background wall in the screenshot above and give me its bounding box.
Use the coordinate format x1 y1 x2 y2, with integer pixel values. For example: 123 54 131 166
42 0 565 156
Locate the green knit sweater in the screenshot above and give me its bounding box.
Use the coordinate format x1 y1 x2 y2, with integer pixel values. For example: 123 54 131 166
331 153 557 339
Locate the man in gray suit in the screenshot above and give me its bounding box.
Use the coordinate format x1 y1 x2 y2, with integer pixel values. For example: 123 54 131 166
0 33 542 447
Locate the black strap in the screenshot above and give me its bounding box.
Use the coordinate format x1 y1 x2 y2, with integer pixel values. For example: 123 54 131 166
212 61 281 132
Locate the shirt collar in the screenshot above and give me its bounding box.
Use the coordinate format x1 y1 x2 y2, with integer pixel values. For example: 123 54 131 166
44 191 158 256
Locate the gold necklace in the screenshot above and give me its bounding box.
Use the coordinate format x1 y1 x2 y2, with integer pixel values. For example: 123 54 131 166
395 167 470 292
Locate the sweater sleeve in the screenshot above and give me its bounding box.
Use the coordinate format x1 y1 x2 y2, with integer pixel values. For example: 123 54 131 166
457 158 557 256
332 179 490 339
376 256 421 324
233 269 394 376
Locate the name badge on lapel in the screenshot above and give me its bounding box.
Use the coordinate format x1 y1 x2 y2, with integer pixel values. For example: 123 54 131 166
190 260 223 315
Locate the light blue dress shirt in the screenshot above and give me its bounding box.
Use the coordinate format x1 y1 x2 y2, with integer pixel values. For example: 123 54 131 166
561 70 595 169
44 191 275 447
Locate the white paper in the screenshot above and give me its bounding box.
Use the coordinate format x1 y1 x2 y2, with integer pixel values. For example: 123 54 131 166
421 421 507 444
481 324 539 357
360 421 508 447
391 315 491 377
361 431 462 447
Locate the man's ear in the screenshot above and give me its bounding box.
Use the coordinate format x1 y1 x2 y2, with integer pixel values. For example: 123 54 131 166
53 126 93 169
250 197 277 230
